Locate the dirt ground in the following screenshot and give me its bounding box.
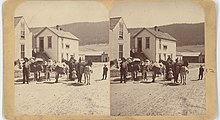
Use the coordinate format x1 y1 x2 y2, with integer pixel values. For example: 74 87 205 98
110 64 206 116
15 63 110 115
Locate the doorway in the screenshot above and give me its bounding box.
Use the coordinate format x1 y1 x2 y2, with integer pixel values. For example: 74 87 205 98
137 38 142 52
39 37 44 52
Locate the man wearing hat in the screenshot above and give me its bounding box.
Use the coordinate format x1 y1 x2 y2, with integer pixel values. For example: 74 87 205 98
120 57 128 83
102 64 108 80
22 57 30 84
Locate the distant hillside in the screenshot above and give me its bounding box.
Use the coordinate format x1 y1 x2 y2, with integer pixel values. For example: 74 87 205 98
158 23 204 46
177 45 204 52
60 22 109 45
79 44 109 53
30 22 204 47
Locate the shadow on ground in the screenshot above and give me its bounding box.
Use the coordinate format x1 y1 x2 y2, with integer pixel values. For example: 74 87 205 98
160 82 181 86
191 79 200 81
65 83 85 86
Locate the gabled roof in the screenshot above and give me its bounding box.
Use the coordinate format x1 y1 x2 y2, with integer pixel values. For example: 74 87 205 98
14 16 31 30
35 27 79 40
30 27 44 36
14 16 23 27
110 17 122 30
128 27 176 41
128 28 144 37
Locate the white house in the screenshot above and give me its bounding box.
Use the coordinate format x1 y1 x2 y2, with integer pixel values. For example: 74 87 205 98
128 26 177 62
109 17 130 61
14 16 32 61
34 25 79 62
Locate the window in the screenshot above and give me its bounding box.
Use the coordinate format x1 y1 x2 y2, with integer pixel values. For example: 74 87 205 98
159 39 161 49
163 45 167 50
61 53 64 59
164 53 166 60
21 44 25 59
119 45 123 59
119 22 123 39
61 39 64 49
66 45 70 49
159 53 161 60
145 37 150 49
66 53 69 60
21 22 25 39
48 36 52 48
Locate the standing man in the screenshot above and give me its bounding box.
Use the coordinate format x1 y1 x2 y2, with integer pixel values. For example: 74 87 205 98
198 65 204 80
102 64 108 80
120 57 128 83
76 58 84 83
22 57 30 84
69 58 76 81
173 58 180 83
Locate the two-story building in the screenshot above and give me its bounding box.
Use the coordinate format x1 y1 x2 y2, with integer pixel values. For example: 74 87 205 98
14 16 32 61
33 25 79 62
128 26 177 62
109 17 130 61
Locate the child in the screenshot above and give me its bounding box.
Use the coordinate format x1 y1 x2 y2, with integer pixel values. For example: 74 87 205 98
168 68 174 81
72 68 77 81
198 65 204 80
102 64 108 80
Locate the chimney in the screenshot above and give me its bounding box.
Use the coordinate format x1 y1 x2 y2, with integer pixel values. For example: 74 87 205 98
154 26 158 31
56 25 61 30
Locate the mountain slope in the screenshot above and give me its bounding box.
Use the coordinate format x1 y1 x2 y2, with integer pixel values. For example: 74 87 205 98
30 22 204 47
158 23 204 46
60 22 109 45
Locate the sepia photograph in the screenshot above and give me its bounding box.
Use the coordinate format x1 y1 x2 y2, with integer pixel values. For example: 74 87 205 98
110 1 206 116
3 0 217 119
13 1 110 115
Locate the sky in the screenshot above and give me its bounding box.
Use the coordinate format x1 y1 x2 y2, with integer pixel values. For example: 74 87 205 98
15 1 204 28
14 1 109 27
110 1 205 28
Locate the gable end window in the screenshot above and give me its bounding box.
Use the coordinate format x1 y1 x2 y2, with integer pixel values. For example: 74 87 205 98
21 22 25 39
119 22 123 39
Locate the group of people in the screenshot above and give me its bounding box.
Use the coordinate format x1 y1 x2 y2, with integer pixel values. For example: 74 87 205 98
117 56 205 85
15 55 109 85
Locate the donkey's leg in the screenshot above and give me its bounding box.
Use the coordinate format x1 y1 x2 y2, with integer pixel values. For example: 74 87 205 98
88 74 91 85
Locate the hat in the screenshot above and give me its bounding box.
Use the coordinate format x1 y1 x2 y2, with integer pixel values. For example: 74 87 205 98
24 57 29 61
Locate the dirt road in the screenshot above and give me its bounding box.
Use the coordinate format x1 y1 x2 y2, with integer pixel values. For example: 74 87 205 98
15 63 110 115
111 66 206 116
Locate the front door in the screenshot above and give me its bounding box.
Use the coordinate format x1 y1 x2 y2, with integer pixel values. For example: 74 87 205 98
39 37 44 52
137 38 142 52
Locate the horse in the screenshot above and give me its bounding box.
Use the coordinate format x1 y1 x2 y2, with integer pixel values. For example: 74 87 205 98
148 62 163 82
159 59 175 80
110 59 119 68
51 62 67 83
180 66 189 85
127 59 141 81
14 59 22 69
29 58 44 81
